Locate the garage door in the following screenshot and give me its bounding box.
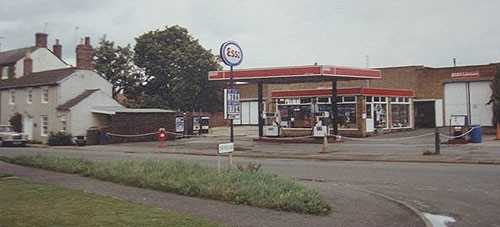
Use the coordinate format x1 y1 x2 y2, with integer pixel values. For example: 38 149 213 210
444 81 493 126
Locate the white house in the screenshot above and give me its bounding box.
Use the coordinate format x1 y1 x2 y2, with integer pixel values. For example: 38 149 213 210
0 34 123 143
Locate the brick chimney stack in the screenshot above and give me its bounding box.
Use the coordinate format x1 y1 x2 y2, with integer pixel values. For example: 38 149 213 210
53 39 62 59
76 36 93 70
35 33 48 48
24 52 33 76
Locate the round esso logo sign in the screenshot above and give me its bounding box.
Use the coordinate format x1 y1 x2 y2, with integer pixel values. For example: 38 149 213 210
220 41 243 67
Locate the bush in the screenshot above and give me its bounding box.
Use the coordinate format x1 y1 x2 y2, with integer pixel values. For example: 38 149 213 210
48 132 74 146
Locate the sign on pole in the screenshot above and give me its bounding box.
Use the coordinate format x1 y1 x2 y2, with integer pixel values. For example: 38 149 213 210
220 41 243 67
224 88 241 119
218 142 234 154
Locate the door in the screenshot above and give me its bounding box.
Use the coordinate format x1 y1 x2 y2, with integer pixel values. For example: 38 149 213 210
365 103 375 132
23 116 33 140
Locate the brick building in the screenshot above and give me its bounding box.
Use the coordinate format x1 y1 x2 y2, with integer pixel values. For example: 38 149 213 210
216 62 497 137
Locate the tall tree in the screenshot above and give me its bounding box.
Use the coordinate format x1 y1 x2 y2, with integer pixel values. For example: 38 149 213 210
134 25 222 112
93 36 143 99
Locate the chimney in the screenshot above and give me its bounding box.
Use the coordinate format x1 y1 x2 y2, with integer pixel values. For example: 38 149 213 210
24 52 33 76
76 36 93 70
35 33 48 48
53 39 62 59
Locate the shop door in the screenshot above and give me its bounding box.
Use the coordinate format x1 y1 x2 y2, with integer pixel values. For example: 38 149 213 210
365 103 374 132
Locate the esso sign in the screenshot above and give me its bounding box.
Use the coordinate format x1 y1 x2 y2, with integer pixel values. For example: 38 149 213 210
220 41 243 67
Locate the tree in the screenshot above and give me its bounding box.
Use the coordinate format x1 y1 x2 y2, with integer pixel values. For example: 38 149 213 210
490 65 500 125
93 36 143 99
134 25 222 112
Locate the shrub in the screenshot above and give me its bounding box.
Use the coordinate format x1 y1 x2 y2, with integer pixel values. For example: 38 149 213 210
48 132 74 146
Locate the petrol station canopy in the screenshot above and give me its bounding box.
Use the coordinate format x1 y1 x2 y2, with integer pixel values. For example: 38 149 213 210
208 65 382 83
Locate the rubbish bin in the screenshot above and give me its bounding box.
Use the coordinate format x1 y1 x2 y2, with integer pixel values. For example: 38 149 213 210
470 124 482 143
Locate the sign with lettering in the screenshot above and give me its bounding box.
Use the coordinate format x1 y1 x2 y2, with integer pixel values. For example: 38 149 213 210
224 89 240 119
220 41 243 67
218 142 234 154
451 71 480 80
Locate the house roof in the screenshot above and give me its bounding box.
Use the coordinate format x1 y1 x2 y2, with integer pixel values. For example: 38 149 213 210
57 89 100 111
0 67 77 90
0 46 37 65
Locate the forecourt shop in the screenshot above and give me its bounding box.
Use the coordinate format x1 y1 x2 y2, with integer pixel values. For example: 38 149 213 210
209 62 498 138
209 65 416 138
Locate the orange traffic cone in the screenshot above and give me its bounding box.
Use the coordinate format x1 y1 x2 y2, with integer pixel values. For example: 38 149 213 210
320 133 331 153
496 123 500 140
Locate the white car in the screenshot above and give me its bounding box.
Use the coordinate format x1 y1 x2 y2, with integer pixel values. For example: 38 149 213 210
0 125 28 147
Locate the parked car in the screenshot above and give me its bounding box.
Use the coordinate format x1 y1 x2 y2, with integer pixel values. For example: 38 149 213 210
0 125 28 147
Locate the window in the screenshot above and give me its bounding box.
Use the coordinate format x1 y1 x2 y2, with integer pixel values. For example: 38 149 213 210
41 116 49 136
42 87 49 103
61 117 67 132
27 88 33 104
343 96 356 103
1 66 9 80
9 90 15 104
391 104 410 128
338 104 357 129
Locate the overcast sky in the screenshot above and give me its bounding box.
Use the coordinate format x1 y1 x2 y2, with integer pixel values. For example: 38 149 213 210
1 0 500 69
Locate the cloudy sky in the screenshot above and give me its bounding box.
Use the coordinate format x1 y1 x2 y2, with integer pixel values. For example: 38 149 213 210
1 0 500 69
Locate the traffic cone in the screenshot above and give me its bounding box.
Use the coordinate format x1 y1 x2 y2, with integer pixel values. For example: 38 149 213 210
320 133 331 153
496 123 500 140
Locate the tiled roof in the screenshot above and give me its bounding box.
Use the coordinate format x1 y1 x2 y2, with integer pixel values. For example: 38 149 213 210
0 67 77 90
57 89 100 110
0 46 37 65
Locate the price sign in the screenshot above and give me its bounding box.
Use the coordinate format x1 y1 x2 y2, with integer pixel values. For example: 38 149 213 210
224 89 240 119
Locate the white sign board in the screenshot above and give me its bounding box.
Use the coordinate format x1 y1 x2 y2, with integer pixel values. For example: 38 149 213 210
224 89 240 119
175 117 184 133
218 142 234 154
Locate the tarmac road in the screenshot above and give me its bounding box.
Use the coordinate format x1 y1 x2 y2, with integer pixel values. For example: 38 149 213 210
1 126 499 226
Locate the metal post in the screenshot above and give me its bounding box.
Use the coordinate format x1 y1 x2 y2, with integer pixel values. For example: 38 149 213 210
331 79 338 135
435 127 440 155
258 81 264 137
230 66 234 143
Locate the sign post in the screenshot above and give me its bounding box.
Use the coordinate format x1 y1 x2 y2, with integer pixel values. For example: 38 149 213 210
218 142 234 174
220 40 243 171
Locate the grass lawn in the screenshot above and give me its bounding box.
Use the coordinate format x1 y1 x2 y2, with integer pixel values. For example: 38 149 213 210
0 174 226 227
1 155 331 215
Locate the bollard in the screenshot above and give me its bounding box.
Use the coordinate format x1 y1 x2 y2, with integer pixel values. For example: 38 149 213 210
496 123 500 140
434 127 440 155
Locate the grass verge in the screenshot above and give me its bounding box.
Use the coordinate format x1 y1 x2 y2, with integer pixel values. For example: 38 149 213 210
0 174 225 226
0 155 331 215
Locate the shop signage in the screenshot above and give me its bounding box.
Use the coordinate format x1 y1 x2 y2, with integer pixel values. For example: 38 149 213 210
224 88 241 119
220 41 243 67
175 117 185 133
451 71 480 80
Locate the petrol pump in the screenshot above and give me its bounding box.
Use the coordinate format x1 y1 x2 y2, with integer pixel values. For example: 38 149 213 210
262 112 280 137
313 111 330 137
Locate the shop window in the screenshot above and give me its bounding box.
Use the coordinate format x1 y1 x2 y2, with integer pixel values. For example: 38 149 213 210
338 104 357 129
391 104 410 128
343 96 356 103
374 103 387 128
336 97 342 103
300 98 311 104
317 97 329 103
374 96 380 102
366 96 372 102
391 97 397 102
278 105 312 128
277 99 285 104
380 97 386 102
